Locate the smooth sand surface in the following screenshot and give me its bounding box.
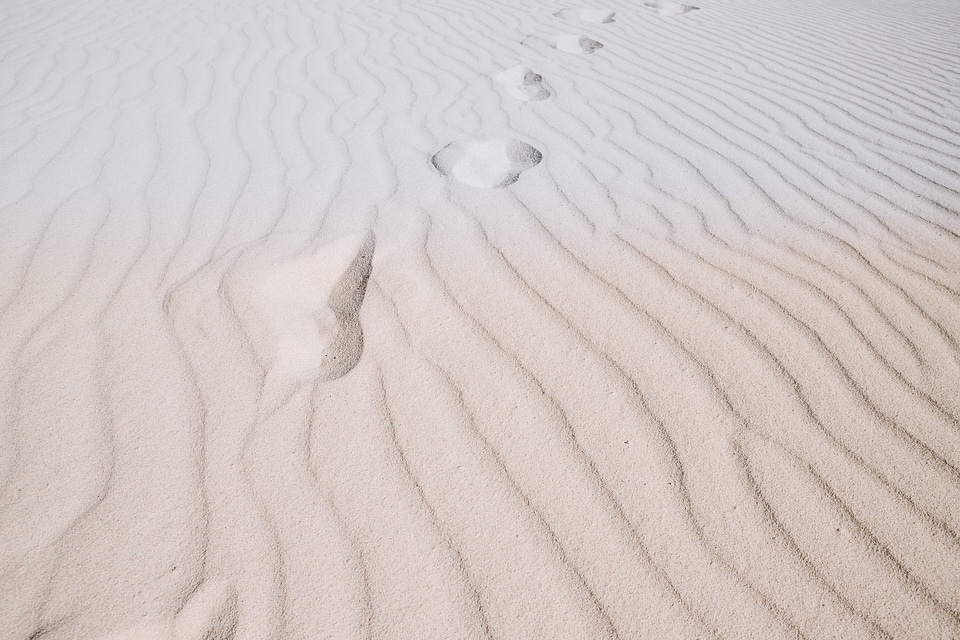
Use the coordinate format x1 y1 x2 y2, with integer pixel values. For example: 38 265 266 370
2 0 960 637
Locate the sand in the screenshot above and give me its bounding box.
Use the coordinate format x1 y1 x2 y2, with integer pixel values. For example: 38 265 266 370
1 0 960 637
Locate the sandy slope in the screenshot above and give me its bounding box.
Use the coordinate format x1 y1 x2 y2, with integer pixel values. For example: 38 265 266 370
2 0 960 637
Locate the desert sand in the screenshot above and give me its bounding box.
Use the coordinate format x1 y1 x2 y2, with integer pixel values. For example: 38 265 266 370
1 0 960 637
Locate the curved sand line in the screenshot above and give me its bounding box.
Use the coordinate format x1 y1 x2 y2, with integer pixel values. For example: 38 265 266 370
2 0 960 637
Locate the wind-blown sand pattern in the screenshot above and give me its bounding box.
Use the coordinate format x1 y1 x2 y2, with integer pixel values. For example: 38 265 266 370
2 0 960 637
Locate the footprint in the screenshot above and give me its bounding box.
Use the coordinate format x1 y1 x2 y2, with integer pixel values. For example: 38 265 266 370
551 33 604 54
553 8 616 23
494 65 551 101
224 231 375 383
100 581 237 640
644 1 699 15
432 138 542 189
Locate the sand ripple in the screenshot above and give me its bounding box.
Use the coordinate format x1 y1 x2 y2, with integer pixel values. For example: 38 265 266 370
1 0 959 637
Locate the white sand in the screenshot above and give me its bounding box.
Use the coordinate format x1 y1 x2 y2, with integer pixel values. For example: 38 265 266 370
2 0 960 637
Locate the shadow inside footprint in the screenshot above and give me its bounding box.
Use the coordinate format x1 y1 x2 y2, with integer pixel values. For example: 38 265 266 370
494 65 551 101
432 138 542 188
553 8 616 23
644 1 699 15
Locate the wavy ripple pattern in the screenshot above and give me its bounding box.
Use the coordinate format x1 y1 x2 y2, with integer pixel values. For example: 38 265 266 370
1 0 959 637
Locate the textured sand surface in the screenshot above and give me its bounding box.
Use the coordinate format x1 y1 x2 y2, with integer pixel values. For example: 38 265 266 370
2 0 960 637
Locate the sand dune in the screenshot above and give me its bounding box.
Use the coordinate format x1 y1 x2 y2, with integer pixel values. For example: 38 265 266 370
2 0 960 637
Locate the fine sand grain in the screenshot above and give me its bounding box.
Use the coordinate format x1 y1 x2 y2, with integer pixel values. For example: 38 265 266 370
2 0 960 637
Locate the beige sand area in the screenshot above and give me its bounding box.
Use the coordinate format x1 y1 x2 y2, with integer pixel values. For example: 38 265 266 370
2 0 960 637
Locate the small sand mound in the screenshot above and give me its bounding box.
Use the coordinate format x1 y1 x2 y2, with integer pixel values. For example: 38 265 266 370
432 138 543 189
